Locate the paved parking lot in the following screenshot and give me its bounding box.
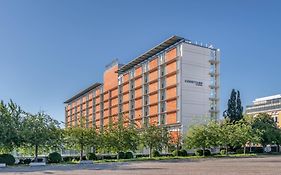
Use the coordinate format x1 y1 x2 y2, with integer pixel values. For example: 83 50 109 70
1 155 281 175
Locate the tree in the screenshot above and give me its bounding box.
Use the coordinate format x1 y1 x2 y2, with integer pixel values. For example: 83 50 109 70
141 125 169 158
0 100 25 152
233 121 260 154
22 112 62 162
251 113 281 150
224 89 243 122
64 125 98 161
184 121 219 156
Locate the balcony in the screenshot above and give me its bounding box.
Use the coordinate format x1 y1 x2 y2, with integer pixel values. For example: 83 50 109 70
209 59 219 64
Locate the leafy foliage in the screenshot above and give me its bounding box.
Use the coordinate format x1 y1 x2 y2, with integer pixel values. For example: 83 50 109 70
141 125 170 157
48 152 62 163
22 112 62 162
0 154 15 165
224 89 243 122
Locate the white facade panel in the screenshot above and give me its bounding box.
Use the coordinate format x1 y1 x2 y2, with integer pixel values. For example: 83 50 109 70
180 43 219 134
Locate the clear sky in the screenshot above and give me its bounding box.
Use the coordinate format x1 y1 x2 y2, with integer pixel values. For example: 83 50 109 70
0 0 281 125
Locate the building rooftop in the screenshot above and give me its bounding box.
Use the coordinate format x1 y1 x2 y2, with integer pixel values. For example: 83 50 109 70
64 83 102 104
117 35 185 74
253 94 281 104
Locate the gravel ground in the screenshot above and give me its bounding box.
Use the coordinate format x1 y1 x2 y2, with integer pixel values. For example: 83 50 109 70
1 155 281 175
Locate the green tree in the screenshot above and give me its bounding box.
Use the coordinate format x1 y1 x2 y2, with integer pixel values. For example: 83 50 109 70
141 125 169 158
64 121 98 161
224 89 243 122
22 112 62 162
184 121 219 156
0 100 25 153
251 113 281 149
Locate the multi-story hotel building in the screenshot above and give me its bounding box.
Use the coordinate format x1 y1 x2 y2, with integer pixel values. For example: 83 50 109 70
64 35 220 135
246 94 281 127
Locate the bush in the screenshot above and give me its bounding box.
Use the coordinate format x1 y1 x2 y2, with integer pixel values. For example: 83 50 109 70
48 152 62 163
62 157 72 162
24 158 32 164
135 154 149 158
180 149 188 157
87 153 97 160
125 151 134 159
236 149 244 154
152 150 161 157
204 149 211 156
172 150 180 156
0 154 16 165
117 151 125 159
220 149 226 155
195 149 203 156
195 149 211 156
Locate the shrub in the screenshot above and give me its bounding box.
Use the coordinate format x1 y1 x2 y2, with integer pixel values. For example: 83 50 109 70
24 158 32 164
87 153 97 160
62 157 72 162
204 149 211 156
195 149 211 156
0 154 16 165
125 151 134 159
235 149 244 154
152 150 161 157
180 149 188 157
172 150 180 156
117 151 125 159
220 149 226 155
48 152 62 163
195 149 203 156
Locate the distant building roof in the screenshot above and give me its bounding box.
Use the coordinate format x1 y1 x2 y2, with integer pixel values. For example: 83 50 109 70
64 83 102 104
253 94 281 104
117 35 185 74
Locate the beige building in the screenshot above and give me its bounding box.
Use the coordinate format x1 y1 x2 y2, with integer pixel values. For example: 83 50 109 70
246 94 281 127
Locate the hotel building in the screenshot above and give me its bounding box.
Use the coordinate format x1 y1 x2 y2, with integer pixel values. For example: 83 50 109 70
64 36 220 135
245 94 281 127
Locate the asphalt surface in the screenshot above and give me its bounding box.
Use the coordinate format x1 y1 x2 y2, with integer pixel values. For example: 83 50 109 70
1 155 281 175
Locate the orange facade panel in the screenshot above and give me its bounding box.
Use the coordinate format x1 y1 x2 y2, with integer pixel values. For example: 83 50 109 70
135 88 142 98
166 86 177 99
123 73 129 83
135 109 142 119
166 48 177 62
166 74 177 87
167 99 177 112
150 116 158 125
149 57 158 70
135 98 142 109
135 66 142 77
123 83 129 93
111 97 118 106
103 65 118 92
123 103 129 112
123 93 129 102
149 70 158 82
111 106 118 116
150 93 158 104
166 61 177 74
149 104 158 116
135 77 142 88
166 112 177 125
149 81 158 93
112 89 118 97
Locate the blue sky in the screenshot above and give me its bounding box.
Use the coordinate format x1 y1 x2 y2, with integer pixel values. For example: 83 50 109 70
0 0 281 124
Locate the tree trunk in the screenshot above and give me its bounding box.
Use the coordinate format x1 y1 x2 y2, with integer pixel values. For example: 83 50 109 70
244 145 246 155
35 144 38 162
225 145 228 155
80 144 84 161
203 147 205 157
149 146 152 158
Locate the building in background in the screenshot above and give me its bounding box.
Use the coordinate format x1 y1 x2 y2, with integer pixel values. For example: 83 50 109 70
64 35 220 135
245 94 281 127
